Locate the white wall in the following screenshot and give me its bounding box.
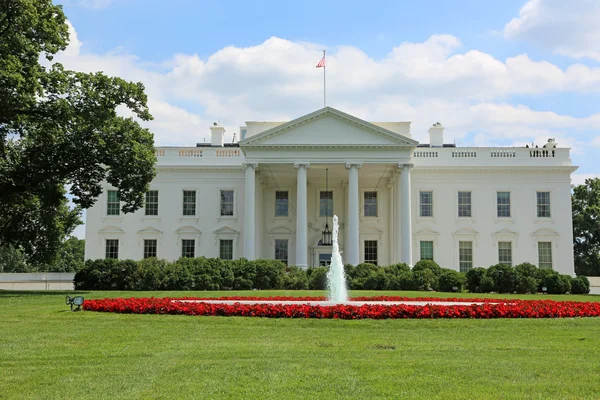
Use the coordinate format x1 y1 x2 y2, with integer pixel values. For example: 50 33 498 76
411 170 575 275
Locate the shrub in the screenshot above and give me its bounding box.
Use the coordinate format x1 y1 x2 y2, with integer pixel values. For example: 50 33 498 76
307 266 328 290
384 263 412 290
515 262 541 294
539 270 572 294
252 259 286 290
465 267 488 293
486 264 516 293
363 269 389 290
438 269 466 292
347 263 380 289
282 266 309 290
515 276 538 294
137 258 169 290
412 268 437 291
412 260 442 290
571 276 590 294
231 258 256 290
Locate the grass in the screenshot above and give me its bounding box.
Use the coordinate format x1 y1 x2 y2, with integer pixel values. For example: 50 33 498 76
1 290 600 399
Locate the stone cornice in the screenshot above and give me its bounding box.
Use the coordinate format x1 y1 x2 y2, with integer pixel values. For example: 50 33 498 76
156 166 245 172
412 166 578 173
242 144 414 149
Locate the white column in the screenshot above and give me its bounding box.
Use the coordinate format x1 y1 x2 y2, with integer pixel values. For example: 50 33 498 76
399 163 413 266
388 178 395 264
243 162 258 260
345 163 361 265
294 163 309 267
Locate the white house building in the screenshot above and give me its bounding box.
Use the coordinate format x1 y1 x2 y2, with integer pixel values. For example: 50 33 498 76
85 107 578 274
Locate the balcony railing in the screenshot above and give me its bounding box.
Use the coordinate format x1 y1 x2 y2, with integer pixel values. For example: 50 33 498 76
412 147 571 167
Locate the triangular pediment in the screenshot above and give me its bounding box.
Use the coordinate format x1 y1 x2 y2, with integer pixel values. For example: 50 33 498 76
532 228 559 237
414 228 440 236
493 228 518 237
240 107 418 148
175 225 201 235
453 227 479 236
213 225 240 235
138 225 163 235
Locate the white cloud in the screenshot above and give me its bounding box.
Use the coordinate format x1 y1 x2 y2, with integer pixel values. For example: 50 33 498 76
51 25 600 154
572 173 600 186
504 0 600 61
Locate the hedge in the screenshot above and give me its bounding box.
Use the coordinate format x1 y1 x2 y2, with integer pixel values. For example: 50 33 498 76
74 257 590 294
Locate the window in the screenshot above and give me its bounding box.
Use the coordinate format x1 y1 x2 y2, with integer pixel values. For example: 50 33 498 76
143 239 157 259
420 241 434 261
241 129 247 140
364 240 378 265
105 239 119 259
319 253 331 266
145 190 159 216
458 191 472 217
420 191 433 217
497 191 511 218
498 241 512 266
458 241 473 273
220 190 234 216
183 190 196 216
320 191 333 217
220 239 234 260
364 191 378 217
538 242 553 269
181 239 195 258
274 239 288 265
275 191 289 217
107 190 120 216
537 191 551 218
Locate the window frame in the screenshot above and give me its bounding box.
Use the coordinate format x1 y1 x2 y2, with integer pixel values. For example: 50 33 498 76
498 241 512 266
182 190 196 216
496 191 511 218
420 240 434 261
458 240 473 273
363 190 378 218
319 190 333 217
143 239 157 259
106 190 120 216
419 191 434 218
219 239 234 260
538 241 553 269
363 240 378 265
536 191 551 218
105 239 119 259
274 239 289 266
145 190 159 216
274 190 289 217
220 189 235 217
457 191 472 218
181 239 195 258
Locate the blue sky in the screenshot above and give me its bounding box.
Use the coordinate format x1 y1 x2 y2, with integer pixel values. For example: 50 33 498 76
56 0 600 238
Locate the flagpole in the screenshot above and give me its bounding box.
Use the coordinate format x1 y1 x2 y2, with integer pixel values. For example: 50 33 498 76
323 49 326 108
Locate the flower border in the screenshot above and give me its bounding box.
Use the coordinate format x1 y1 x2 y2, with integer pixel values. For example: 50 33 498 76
83 296 600 319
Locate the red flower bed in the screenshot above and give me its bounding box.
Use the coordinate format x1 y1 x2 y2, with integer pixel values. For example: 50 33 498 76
83 296 600 319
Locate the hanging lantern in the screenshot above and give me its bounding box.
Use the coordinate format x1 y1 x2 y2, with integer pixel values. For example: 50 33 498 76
321 168 332 246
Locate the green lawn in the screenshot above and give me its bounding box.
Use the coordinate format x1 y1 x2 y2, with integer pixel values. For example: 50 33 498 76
2 291 600 400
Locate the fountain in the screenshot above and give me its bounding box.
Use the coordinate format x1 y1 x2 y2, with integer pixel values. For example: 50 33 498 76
326 215 349 303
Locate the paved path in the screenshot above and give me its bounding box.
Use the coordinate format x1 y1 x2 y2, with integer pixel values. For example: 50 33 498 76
176 300 494 306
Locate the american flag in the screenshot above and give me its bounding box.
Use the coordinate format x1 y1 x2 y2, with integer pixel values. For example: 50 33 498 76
316 56 326 68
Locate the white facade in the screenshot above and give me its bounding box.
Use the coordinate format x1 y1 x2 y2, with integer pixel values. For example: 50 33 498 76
85 107 578 274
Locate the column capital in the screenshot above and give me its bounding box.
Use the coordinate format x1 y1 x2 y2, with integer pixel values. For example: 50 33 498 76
242 161 259 169
397 163 414 170
294 162 310 169
345 162 363 169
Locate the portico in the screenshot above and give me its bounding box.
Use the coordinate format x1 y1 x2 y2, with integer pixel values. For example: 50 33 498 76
239 107 418 267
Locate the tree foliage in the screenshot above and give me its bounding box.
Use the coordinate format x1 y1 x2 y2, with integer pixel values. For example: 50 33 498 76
0 0 155 262
572 178 600 276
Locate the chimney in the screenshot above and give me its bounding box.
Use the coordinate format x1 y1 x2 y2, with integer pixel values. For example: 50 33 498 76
428 122 444 147
210 122 225 147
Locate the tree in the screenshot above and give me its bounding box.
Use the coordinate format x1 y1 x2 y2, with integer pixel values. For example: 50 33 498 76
0 0 155 263
572 177 600 276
